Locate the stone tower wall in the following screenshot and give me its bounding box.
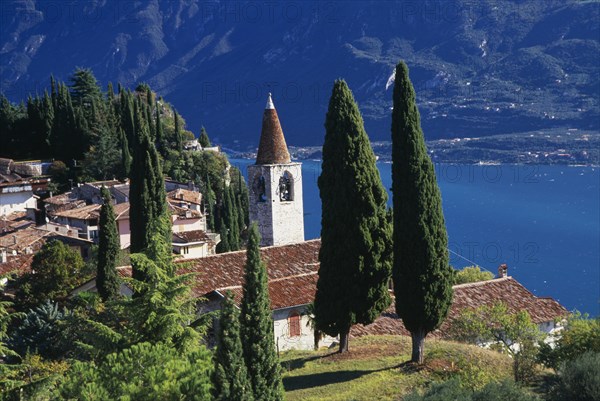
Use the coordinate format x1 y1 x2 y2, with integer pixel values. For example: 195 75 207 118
248 162 304 246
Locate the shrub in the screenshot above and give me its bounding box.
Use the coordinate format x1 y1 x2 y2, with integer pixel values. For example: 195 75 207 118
8 301 72 359
453 266 495 285
403 379 471 401
554 352 600 401
404 379 540 401
539 313 600 370
472 380 540 401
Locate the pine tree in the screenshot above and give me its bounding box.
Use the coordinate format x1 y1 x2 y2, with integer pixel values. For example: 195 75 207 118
212 292 254 401
97 187 121 302
199 126 211 148
391 61 453 364
240 224 284 400
69 68 102 107
314 79 392 353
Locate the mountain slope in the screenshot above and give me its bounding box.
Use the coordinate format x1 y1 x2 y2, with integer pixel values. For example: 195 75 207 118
1 0 598 148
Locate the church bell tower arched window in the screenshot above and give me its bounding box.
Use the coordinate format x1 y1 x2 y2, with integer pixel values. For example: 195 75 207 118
278 171 293 202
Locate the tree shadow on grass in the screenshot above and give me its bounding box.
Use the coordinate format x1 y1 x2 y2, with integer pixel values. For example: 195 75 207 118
283 369 377 391
282 352 337 371
283 361 422 391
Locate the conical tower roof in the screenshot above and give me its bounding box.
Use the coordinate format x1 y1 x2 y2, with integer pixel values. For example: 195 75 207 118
256 93 291 165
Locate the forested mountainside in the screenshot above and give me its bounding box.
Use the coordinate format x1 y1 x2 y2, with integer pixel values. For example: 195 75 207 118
1 0 598 147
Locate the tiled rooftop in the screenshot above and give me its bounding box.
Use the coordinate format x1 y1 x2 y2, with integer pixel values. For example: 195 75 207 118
216 272 318 310
0 254 34 276
351 277 568 338
51 203 101 220
167 188 202 205
172 230 212 244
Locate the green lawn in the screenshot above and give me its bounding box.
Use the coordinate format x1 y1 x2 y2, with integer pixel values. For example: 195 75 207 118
280 335 514 401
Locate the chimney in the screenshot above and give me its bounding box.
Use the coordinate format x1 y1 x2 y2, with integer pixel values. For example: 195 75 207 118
12 235 17 245
497 264 508 278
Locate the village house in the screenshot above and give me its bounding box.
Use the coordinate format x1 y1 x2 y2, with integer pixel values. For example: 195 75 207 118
182 138 220 153
71 239 568 352
42 178 218 254
0 226 94 260
0 158 51 217
351 264 568 343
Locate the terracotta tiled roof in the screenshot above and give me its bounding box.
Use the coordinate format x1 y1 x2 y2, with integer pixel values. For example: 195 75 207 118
0 227 93 255
0 212 34 234
173 230 212 244
51 203 101 220
0 254 34 276
168 202 203 218
113 203 130 220
167 189 202 205
0 228 50 253
216 272 318 310
256 94 291 165
44 193 75 205
351 277 568 338
178 239 320 298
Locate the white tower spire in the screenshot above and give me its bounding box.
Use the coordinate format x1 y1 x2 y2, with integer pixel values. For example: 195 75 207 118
265 92 275 109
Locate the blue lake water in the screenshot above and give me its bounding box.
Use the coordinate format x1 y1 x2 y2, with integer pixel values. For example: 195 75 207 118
231 159 600 316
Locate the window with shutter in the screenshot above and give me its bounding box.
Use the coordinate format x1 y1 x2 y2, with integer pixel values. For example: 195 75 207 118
288 311 301 337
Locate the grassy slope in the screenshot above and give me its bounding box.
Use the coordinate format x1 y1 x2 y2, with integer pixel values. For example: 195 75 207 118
280 335 514 401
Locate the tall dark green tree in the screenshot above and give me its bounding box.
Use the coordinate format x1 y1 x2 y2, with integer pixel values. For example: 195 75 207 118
240 224 284 400
199 126 211 148
69 68 102 108
216 186 240 253
174 111 183 152
216 217 230 254
203 175 216 231
314 79 392 353
155 100 165 152
212 292 254 401
391 61 453 364
97 187 121 302
129 102 170 279
119 128 132 179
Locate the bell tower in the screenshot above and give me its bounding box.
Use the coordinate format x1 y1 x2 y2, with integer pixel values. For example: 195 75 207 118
248 93 304 246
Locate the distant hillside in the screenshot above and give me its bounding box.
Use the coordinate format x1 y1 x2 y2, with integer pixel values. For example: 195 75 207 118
1 0 598 148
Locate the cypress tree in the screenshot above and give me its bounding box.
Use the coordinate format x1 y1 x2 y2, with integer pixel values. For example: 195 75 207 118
216 187 240 253
204 175 216 231
119 128 132 179
226 187 240 250
314 79 392 353
155 99 165 151
42 90 54 153
391 61 453 364
216 217 230 253
107 82 114 101
212 292 254 401
199 126 211 148
129 102 170 279
97 187 120 301
240 224 284 401
174 111 183 152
